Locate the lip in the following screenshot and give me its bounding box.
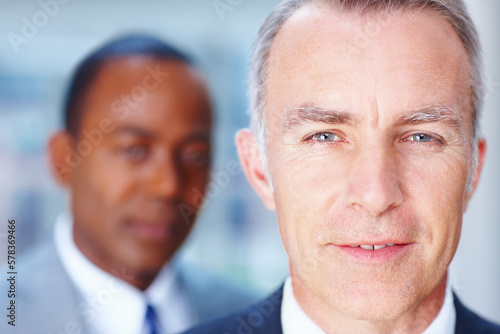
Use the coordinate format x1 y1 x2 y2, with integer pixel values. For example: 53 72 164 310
329 243 416 262
127 221 178 241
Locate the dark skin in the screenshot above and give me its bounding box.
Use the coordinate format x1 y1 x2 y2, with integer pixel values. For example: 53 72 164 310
49 56 212 290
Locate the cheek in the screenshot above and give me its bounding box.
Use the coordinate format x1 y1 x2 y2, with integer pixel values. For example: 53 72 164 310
402 151 469 219
271 150 348 261
401 153 468 265
72 152 138 211
181 168 210 207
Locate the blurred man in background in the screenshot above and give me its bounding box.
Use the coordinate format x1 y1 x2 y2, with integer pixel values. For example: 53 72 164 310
2 35 252 334
183 0 500 333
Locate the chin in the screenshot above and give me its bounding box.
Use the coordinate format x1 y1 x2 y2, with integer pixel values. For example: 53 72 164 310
120 249 173 273
323 281 418 322
339 299 412 322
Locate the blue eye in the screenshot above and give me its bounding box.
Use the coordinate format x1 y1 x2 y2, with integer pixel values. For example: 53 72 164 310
409 134 432 142
312 132 338 142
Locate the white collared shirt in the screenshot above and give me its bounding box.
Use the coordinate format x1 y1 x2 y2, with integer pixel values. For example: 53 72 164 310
54 213 195 334
281 276 456 334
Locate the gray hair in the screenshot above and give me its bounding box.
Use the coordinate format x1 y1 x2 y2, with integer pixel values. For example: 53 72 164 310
249 0 484 188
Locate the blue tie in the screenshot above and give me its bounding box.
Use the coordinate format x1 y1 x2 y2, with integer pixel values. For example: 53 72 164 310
145 304 159 334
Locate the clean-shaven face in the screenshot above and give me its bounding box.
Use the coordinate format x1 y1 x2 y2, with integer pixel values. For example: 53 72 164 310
68 57 212 284
262 5 483 321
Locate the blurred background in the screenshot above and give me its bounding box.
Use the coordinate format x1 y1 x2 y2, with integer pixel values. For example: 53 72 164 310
0 0 498 323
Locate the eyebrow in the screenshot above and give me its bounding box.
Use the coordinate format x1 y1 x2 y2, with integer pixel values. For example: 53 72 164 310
281 104 463 133
113 126 211 141
282 105 358 132
394 105 463 131
113 126 157 139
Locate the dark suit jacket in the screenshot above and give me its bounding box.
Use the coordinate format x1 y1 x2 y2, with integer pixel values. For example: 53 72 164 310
182 285 500 334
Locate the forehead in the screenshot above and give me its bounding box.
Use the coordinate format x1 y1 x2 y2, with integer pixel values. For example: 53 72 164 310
265 4 472 126
79 56 211 133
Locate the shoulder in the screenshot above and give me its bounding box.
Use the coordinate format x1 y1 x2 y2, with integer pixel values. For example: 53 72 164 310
4 238 68 294
1 238 61 290
181 286 284 334
0 238 86 333
454 293 500 334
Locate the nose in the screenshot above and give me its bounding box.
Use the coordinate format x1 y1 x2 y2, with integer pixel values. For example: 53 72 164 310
346 143 403 216
146 153 182 199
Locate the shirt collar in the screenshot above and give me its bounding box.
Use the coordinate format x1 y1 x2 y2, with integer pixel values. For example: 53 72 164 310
281 276 456 334
422 277 456 334
53 213 193 334
281 277 329 334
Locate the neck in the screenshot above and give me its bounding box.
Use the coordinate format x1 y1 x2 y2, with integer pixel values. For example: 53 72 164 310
291 272 448 334
122 271 158 291
72 230 159 291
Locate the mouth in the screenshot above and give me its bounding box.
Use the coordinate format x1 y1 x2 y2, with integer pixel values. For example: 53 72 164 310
127 220 181 241
330 242 415 262
348 244 396 250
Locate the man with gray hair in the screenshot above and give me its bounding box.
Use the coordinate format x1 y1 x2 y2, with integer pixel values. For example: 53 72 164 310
183 0 500 333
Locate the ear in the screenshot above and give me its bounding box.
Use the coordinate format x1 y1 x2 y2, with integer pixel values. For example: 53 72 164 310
47 130 74 188
235 129 276 210
464 138 486 208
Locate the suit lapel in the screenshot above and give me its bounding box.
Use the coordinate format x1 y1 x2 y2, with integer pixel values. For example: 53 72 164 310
453 292 500 334
250 286 284 334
